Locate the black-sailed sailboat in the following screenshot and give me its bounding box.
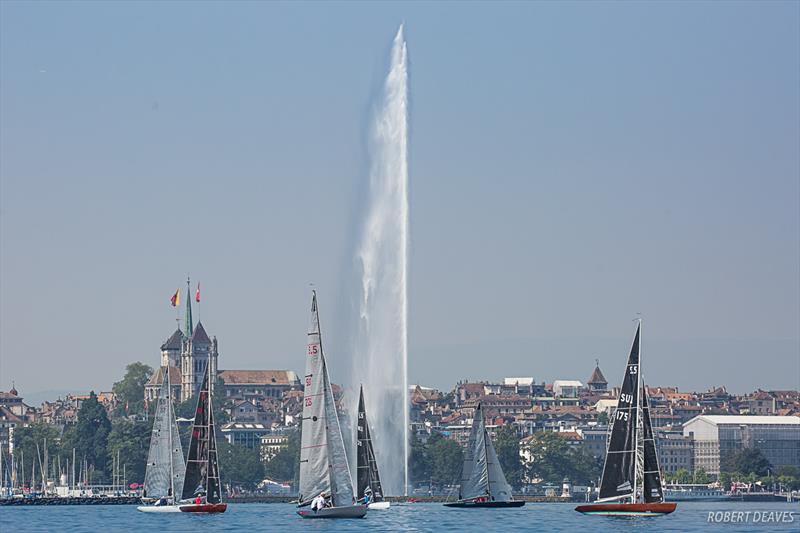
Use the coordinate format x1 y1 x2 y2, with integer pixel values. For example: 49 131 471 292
575 321 676 516
444 403 524 508
296 291 367 519
178 358 226 513
356 386 389 509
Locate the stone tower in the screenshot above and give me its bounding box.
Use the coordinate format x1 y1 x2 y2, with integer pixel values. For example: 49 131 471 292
179 278 219 401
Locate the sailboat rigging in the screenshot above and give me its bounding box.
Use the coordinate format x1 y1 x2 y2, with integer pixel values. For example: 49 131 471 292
296 291 367 519
575 321 676 516
356 386 389 509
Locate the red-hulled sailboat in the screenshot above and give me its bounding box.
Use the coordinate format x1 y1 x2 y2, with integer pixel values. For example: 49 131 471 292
575 321 676 517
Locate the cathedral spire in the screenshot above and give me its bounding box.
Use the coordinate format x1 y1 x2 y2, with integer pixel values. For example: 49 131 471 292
184 275 193 338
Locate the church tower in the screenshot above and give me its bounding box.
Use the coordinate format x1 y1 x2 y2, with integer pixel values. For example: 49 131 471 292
180 277 219 401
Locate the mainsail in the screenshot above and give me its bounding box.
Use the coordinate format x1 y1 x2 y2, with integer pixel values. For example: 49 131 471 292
298 292 356 508
143 371 186 499
641 385 664 503
598 323 640 502
459 403 513 502
181 360 222 503
356 386 384 502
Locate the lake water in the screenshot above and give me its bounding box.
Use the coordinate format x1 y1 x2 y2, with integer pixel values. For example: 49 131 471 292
1 502 798 532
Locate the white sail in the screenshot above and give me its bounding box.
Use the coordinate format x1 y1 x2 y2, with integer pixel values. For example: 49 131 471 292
298 292 357 507
463 420 489 500
143 371 185 499
486 435 513 502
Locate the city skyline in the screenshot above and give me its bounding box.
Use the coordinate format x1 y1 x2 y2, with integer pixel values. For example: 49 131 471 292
2 2 798 396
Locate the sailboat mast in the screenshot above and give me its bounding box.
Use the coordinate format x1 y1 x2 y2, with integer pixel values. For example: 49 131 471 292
312 291 334 494
633 318 642 504
166 373 175 498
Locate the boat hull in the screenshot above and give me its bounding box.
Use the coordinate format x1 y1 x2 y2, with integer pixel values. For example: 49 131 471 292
136 504 182 513
179 503 228 513
575 502 677 516
444 500 525 508
368 501 390 510
297 504 368 519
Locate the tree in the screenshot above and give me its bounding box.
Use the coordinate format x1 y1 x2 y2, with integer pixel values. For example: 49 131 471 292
263 429 300 485
427 433 463 486
409 433 431 485
522 431 601 485
673 468 692 484
494 425 524 489
217 440 265 491
722 447 772 477
61 391 112 482
597 412 609 425
112 362 154 417
106 418 152 485
694 467 710 484
12 423 62 488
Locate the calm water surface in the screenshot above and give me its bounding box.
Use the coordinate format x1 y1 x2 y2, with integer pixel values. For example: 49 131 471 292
1 502 798 532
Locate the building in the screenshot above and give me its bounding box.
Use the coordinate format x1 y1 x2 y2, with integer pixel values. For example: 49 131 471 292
657 430 694 475
683 415 800 475
586 361 608 393
261 432 290 462
220 422 271 448
552 380 583 398
218 370 300 402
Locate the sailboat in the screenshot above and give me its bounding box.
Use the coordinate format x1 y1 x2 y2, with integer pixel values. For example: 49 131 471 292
575 321 676 516
356 386 389 510
296 291 367 519
137 370 186 512
444 403 524 508
176 356 226 513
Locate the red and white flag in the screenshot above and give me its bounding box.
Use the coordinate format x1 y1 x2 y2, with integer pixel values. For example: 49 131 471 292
196 282 201 303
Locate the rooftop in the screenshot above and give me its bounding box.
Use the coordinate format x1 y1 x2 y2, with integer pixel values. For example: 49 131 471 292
686 415 800 426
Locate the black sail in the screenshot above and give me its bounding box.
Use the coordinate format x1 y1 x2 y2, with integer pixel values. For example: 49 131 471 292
641 385 664 503
598 323 640 502
180 361 221 503
356 386 384 502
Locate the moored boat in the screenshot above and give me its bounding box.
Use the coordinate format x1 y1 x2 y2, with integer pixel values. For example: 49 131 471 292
575 321 676 517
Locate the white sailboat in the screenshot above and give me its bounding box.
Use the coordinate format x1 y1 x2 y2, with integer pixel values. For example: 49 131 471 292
296 291 367 519
137 370 186 513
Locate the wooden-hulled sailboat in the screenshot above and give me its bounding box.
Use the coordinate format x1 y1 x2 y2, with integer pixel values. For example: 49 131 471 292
296 291 367 519
356 386 389 510
444 403 524 508
575 321 676 516
177 357 226 513
137 370 186 512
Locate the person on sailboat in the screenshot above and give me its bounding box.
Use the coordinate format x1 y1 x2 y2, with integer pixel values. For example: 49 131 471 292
311 493 326 512
361 487 372 505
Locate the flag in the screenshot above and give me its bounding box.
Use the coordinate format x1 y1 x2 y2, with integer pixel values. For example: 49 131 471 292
171 288 180 307
195 282 201 303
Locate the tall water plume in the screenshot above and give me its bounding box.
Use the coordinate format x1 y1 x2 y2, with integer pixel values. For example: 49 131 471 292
351 25 409 496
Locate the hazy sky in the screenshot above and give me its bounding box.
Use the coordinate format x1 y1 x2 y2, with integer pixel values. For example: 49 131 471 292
1 1 798 399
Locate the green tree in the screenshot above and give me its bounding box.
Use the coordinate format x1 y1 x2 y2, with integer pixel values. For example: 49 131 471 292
112 362 154 417
61 391 112 482
12 423 62 488
722 447 772 477
409 433 431 485
597 412 609 425
673 468 692 484
217 440 265 491
694 467 710 484
263 429 300 485
522 432 601 485
427 433 463 486
106 418 152 484
494 425 524 489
